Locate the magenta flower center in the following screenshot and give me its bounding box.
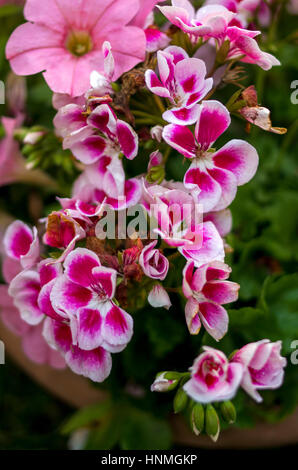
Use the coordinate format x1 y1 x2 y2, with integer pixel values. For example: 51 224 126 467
66 30 93 57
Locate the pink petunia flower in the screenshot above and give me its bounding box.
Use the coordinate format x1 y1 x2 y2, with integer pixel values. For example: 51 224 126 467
183 346 244 403
182 260 239 340
231 340 287 402
145 46 213 125
50 248 134 353
163 100 259 212
6 0 146 97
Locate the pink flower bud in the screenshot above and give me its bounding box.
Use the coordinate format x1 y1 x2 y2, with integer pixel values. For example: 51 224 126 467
139 241 169 280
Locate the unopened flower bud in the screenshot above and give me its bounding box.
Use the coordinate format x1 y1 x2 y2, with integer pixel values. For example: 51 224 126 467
191 403 205 436
220 401 236 424
151 372 178 392
205 404 220 442
173 387 188 413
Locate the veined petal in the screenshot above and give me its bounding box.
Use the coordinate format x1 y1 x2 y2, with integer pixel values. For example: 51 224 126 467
195 100 231 150
77 307 103 351
163 105 200 125
101 302 133 347
66 345 112 383
8 269 43 325
64 248 100 288
145 70 171 98
70 135 106 165
207 166 238 211
185 297 201 335
4 220 33 261
51 275 93 316
162 124 196 159
202 280 239 304
91 266 117 300
184 163 222 212
213 139 259 185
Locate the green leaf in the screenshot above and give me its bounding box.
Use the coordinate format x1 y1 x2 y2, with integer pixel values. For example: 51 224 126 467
61 400 112 435
120 407 172 450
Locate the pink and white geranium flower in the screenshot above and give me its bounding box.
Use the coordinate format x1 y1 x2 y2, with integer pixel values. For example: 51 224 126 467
163 100 259 212
55 103 138 165
232 340 287 402
145 46 213 125
158 1 279 70
183 346 244 403
6 0 146 96
183 260 239 340
50 248 134 353
3 220 39 269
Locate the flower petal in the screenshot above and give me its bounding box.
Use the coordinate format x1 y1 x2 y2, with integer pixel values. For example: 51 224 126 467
8 269 43 325
64 248 100 288
101 302 133 347
51 275 93 316
195 100 231 150
199 301 228 341
162 124 196 158
213 139 259 185
184 163 222 212
77 307 103 351
117 120 138 160
202 280 239 304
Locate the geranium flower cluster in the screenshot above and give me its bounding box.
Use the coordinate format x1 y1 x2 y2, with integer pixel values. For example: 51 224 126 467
0 0 287 440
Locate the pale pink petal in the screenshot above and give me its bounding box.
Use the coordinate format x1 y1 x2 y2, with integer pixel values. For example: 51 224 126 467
199 301 228 341
204 209 232 237
6 23 64 76
145 69 171 98
107 26 146 80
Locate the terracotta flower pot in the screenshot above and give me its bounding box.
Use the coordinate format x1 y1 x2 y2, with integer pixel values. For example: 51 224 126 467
1 318 297 449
